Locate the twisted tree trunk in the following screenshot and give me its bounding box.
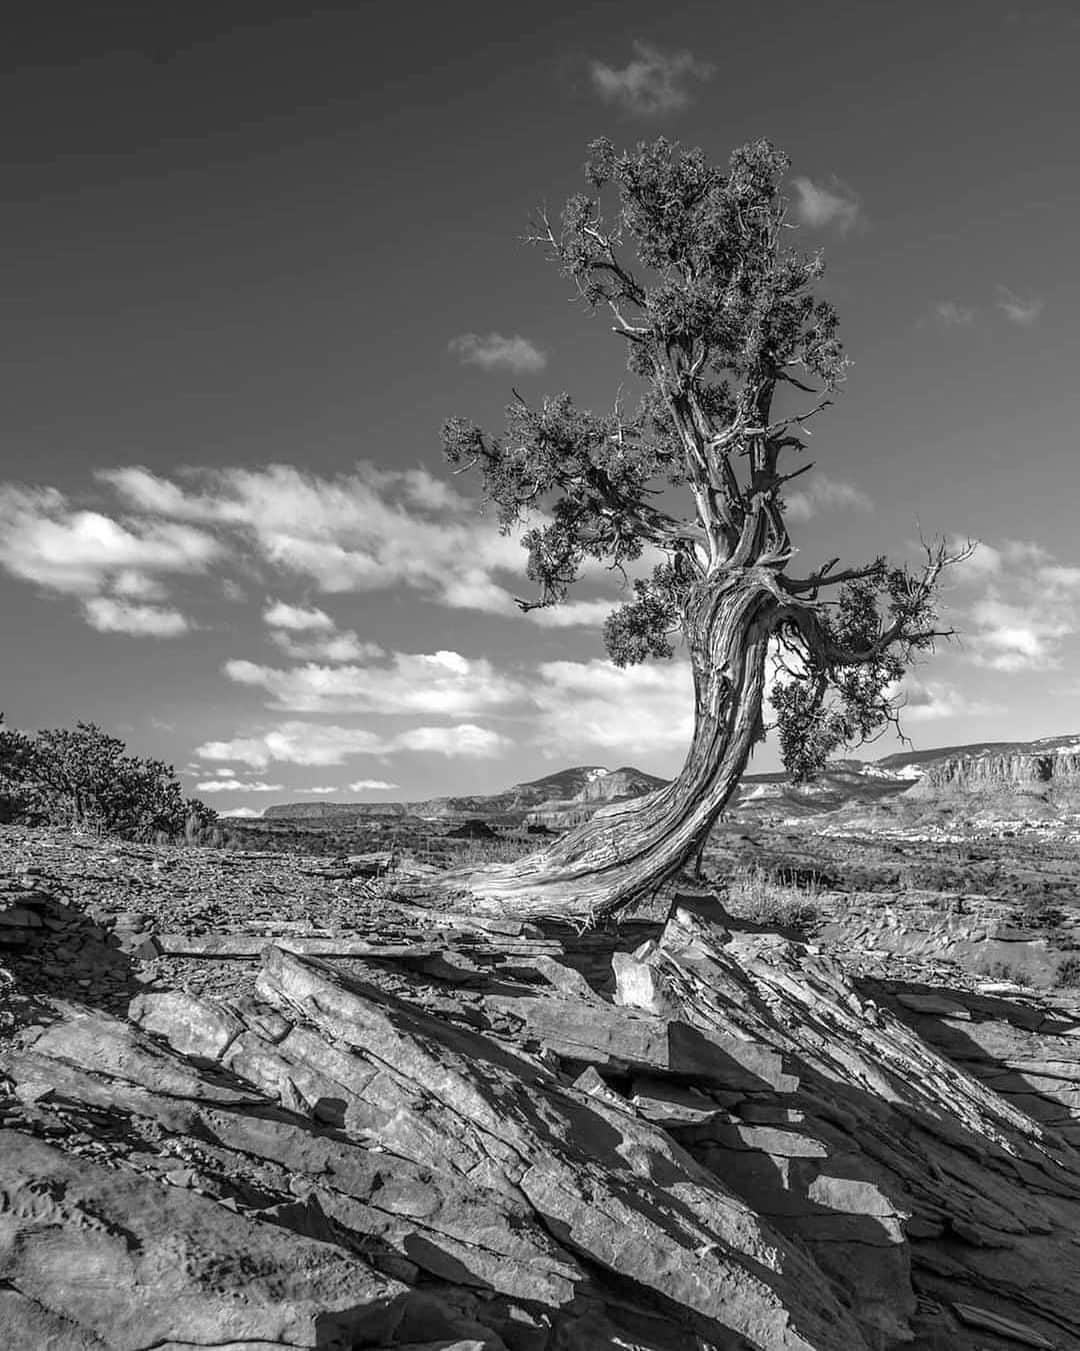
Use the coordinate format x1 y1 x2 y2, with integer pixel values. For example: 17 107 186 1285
437 571 782 923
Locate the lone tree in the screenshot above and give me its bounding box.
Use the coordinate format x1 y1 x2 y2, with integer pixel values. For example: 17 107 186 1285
442 136 964 922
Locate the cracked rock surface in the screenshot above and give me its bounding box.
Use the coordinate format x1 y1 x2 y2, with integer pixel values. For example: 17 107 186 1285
3 827 1080 1349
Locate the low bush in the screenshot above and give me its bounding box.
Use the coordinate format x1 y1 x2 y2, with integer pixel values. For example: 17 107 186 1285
0 714 218 844
1055 955 1080 990
723 864 821 936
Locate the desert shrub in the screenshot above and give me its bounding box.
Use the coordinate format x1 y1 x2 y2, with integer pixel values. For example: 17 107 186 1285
724 864 821 936
1055 955 1080 990
1010 894 1066 932
984 960 1033 988
440 836 536 868
0 718 217 843
0 715 41 824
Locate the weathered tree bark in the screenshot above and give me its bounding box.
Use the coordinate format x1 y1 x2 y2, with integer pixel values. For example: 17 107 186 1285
436 571 782 922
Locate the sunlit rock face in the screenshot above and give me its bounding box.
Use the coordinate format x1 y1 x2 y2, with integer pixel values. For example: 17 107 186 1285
3 851 1080 1351
916 750 1080 793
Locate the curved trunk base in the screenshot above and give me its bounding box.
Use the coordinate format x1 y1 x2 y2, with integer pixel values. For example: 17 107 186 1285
425 855 677 926
413 575 780 927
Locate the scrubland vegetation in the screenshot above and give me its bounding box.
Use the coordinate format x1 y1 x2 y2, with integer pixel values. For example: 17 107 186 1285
0 715 217 844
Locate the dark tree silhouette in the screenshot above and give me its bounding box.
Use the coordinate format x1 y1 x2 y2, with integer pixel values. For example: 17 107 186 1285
442 136 965 921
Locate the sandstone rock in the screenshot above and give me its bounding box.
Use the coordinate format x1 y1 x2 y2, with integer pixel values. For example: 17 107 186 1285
251 947 866 1350
486 989 798 1091
630 1075 739 1125
0 1130 406 1349
952 1301 1056 1347
130 989 245 1060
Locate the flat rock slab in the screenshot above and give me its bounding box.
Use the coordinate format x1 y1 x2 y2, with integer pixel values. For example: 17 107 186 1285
0 1130 406 1350
895 992 971 1019
952 1301 1056 1348
486 991 799 1092
156 933 444 959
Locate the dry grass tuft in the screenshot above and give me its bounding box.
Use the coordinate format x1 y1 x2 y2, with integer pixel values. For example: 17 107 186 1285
723 864 821 936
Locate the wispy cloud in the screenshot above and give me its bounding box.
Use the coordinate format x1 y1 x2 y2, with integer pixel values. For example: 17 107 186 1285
263 598 382 662
448 332 546 373
223 649 524 716
100 463 526 615
195 720 510 769
0 483 219 634
894 675 998 722
5 464 663 636
533 659 694 755
995 285 1043 327
262 601 335 631
82 597 191 637
195 778 284 792
590 41 713 116
268 630 384 662
785 474 874 523
954 538 1080 672
790 177 861 234
526 598 618 628
932 300 975 327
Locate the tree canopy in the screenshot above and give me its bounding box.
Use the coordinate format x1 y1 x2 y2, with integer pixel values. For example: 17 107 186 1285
444 136 961 783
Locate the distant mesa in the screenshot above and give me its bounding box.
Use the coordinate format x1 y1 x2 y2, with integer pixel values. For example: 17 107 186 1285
262 765 669 827
257 735 1080 830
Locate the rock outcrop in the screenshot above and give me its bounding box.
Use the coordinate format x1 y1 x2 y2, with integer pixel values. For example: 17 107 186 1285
263 766 670 826
914 749 1080 796
4 878 1080 1350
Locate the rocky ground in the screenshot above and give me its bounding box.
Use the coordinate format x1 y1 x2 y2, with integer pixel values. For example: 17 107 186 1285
3 823 1080 1350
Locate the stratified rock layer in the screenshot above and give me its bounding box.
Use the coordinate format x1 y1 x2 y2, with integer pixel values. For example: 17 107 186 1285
2 888 1080 1350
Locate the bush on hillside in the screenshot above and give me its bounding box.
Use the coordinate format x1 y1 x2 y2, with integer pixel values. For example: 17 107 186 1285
0 715 219 843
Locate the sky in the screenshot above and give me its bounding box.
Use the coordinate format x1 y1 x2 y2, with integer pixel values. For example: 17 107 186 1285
2 0 1079 815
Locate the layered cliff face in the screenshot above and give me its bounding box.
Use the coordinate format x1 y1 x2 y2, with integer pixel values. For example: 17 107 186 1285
912 749 1080 798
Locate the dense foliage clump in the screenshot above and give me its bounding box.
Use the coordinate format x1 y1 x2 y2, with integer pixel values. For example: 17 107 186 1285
0 715 218 844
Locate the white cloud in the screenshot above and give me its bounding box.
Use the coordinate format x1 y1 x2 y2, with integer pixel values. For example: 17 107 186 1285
526 598 618 628
263 600 336 631
299 778 398 793
533 658 694 755
263 597 383 661
1040 564 1080 590
99 463 527 614
195 723 388 769
0 484 221 602
785 474 874 523
196 778 285 792
448 333 547 374
269 630 384 662
395 724 511 757
223 649 525 716
195 719 509 769
995 285 1043 327
967 594 1068 671
790 177 860 234
82 597 191 637
949 537 1080 673
218 806 265 819
894 676 997 722
950 539 1001 581
590 41 713 116
1003 538 1053 567
932 300 975 327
